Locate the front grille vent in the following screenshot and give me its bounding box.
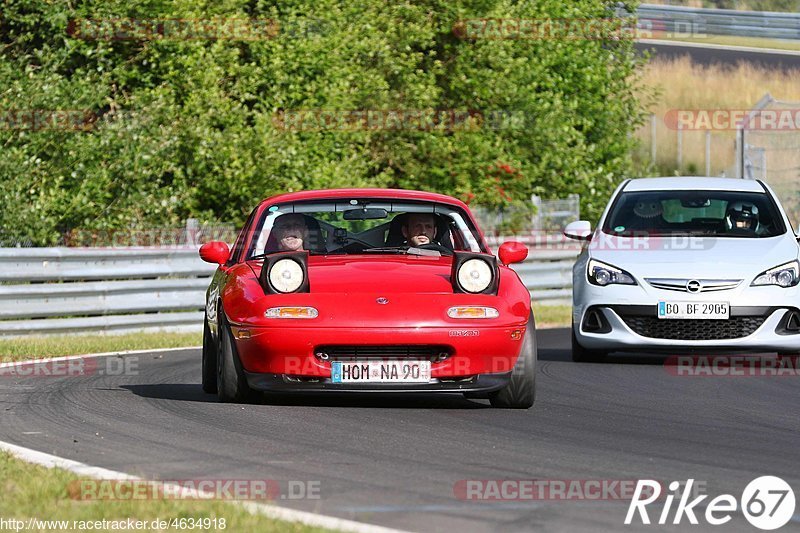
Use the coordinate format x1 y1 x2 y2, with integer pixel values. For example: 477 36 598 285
621 316 765 340
314 345 452 362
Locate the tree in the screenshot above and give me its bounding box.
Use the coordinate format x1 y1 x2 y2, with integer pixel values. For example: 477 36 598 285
0 0 646 245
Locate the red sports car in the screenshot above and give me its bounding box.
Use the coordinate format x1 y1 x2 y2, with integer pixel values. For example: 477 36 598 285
198 189 536 408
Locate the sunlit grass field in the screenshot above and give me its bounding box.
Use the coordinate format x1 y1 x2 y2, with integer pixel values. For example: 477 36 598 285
634 56 800 177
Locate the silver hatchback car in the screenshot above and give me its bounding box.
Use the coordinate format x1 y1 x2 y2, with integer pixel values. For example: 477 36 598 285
564 177 800 361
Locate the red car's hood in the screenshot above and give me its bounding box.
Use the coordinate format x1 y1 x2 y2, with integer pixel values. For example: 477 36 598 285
251 255 456 293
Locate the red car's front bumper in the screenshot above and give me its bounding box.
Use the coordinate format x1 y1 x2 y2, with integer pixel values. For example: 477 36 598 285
243 369 514 393
229 324 528 391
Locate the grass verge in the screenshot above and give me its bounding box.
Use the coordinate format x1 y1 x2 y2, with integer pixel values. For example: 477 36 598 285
644 34 800 52
532 302 571 329
0 332 201 363
0 451 330 533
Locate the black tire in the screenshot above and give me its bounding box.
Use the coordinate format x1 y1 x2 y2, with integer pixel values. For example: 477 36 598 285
216 314 259 403
201 319 218 394
489 313 537 409
571 322 606 363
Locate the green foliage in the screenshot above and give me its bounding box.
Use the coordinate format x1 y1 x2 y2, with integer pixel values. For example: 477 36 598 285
0 0 646 244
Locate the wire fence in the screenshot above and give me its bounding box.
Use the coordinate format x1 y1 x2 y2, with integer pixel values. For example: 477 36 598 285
741 95 800 228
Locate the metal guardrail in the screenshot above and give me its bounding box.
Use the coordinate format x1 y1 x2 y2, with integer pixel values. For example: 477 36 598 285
488 235 580 305
638 4 800 40
0 243 579 337
0 248 216 337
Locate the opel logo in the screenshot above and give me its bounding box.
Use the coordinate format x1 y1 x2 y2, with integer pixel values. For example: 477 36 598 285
686 280 702 293
376 297 389 305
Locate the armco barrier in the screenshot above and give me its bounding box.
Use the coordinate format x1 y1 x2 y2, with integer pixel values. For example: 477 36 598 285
0 242 579 337
0 247 216 337
637 4 800 41
487 235 581 305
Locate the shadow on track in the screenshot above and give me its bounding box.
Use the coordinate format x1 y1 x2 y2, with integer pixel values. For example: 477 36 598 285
535 327 763 366
122 384 491 409
121 384 217 403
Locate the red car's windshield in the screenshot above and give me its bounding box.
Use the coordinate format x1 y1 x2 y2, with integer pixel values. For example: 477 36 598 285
243 200 486 258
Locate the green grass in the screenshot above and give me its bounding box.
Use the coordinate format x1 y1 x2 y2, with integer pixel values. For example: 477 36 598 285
532 303 571 328
0 452 331 533
0 332 200 362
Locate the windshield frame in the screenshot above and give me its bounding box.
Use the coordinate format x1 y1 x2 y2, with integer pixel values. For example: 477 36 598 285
600 189 788 239
243 198 487 260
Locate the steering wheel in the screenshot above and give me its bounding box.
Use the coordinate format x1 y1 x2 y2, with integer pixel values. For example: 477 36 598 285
330 236 376 254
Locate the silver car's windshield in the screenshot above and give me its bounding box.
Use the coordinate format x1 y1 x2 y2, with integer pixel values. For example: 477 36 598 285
602 190 786 238
245 200 485 258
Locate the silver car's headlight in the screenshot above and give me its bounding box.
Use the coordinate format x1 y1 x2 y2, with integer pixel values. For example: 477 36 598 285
587 259 636 286
269 258 305 293
751 261 799 288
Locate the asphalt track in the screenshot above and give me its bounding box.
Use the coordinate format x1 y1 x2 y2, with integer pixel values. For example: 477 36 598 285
2 329 799 532
635 41 800 70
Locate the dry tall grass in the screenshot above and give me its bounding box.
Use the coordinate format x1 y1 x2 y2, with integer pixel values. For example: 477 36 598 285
634 56 800 176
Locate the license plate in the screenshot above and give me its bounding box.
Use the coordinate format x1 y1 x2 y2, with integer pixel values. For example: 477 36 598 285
330 361 431 383
658 301 729 320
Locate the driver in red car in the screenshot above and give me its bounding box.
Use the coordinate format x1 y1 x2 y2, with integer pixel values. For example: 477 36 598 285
402 213 437 246
273 214 309 251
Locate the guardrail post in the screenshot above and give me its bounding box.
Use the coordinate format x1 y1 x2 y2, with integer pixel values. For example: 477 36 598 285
650 113 657 166
185 218 200 246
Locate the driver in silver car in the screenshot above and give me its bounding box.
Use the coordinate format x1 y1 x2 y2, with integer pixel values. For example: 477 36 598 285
726 202 759 233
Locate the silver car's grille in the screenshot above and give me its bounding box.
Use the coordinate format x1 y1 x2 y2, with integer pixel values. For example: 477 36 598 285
621 316 765 340
645 278 742 293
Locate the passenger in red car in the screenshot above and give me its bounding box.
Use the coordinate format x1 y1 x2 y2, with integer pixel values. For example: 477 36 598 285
273 214 309 251
402 213 436 246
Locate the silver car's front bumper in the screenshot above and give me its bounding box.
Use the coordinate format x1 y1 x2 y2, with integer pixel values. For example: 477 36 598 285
575 305 800 352
573 274 800 353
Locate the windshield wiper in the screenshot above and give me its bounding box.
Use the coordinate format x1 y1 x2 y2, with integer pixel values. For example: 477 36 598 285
247 251 322 260
361 246 409 254
350 246 442 257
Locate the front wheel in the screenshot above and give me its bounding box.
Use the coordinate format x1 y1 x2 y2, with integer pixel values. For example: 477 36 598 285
201 320 217 394
489 313 537 409
217 314 259 403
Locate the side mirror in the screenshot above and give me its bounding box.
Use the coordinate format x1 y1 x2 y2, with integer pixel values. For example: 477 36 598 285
498 241 528 265
199 241 230 265
564 220 593 241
